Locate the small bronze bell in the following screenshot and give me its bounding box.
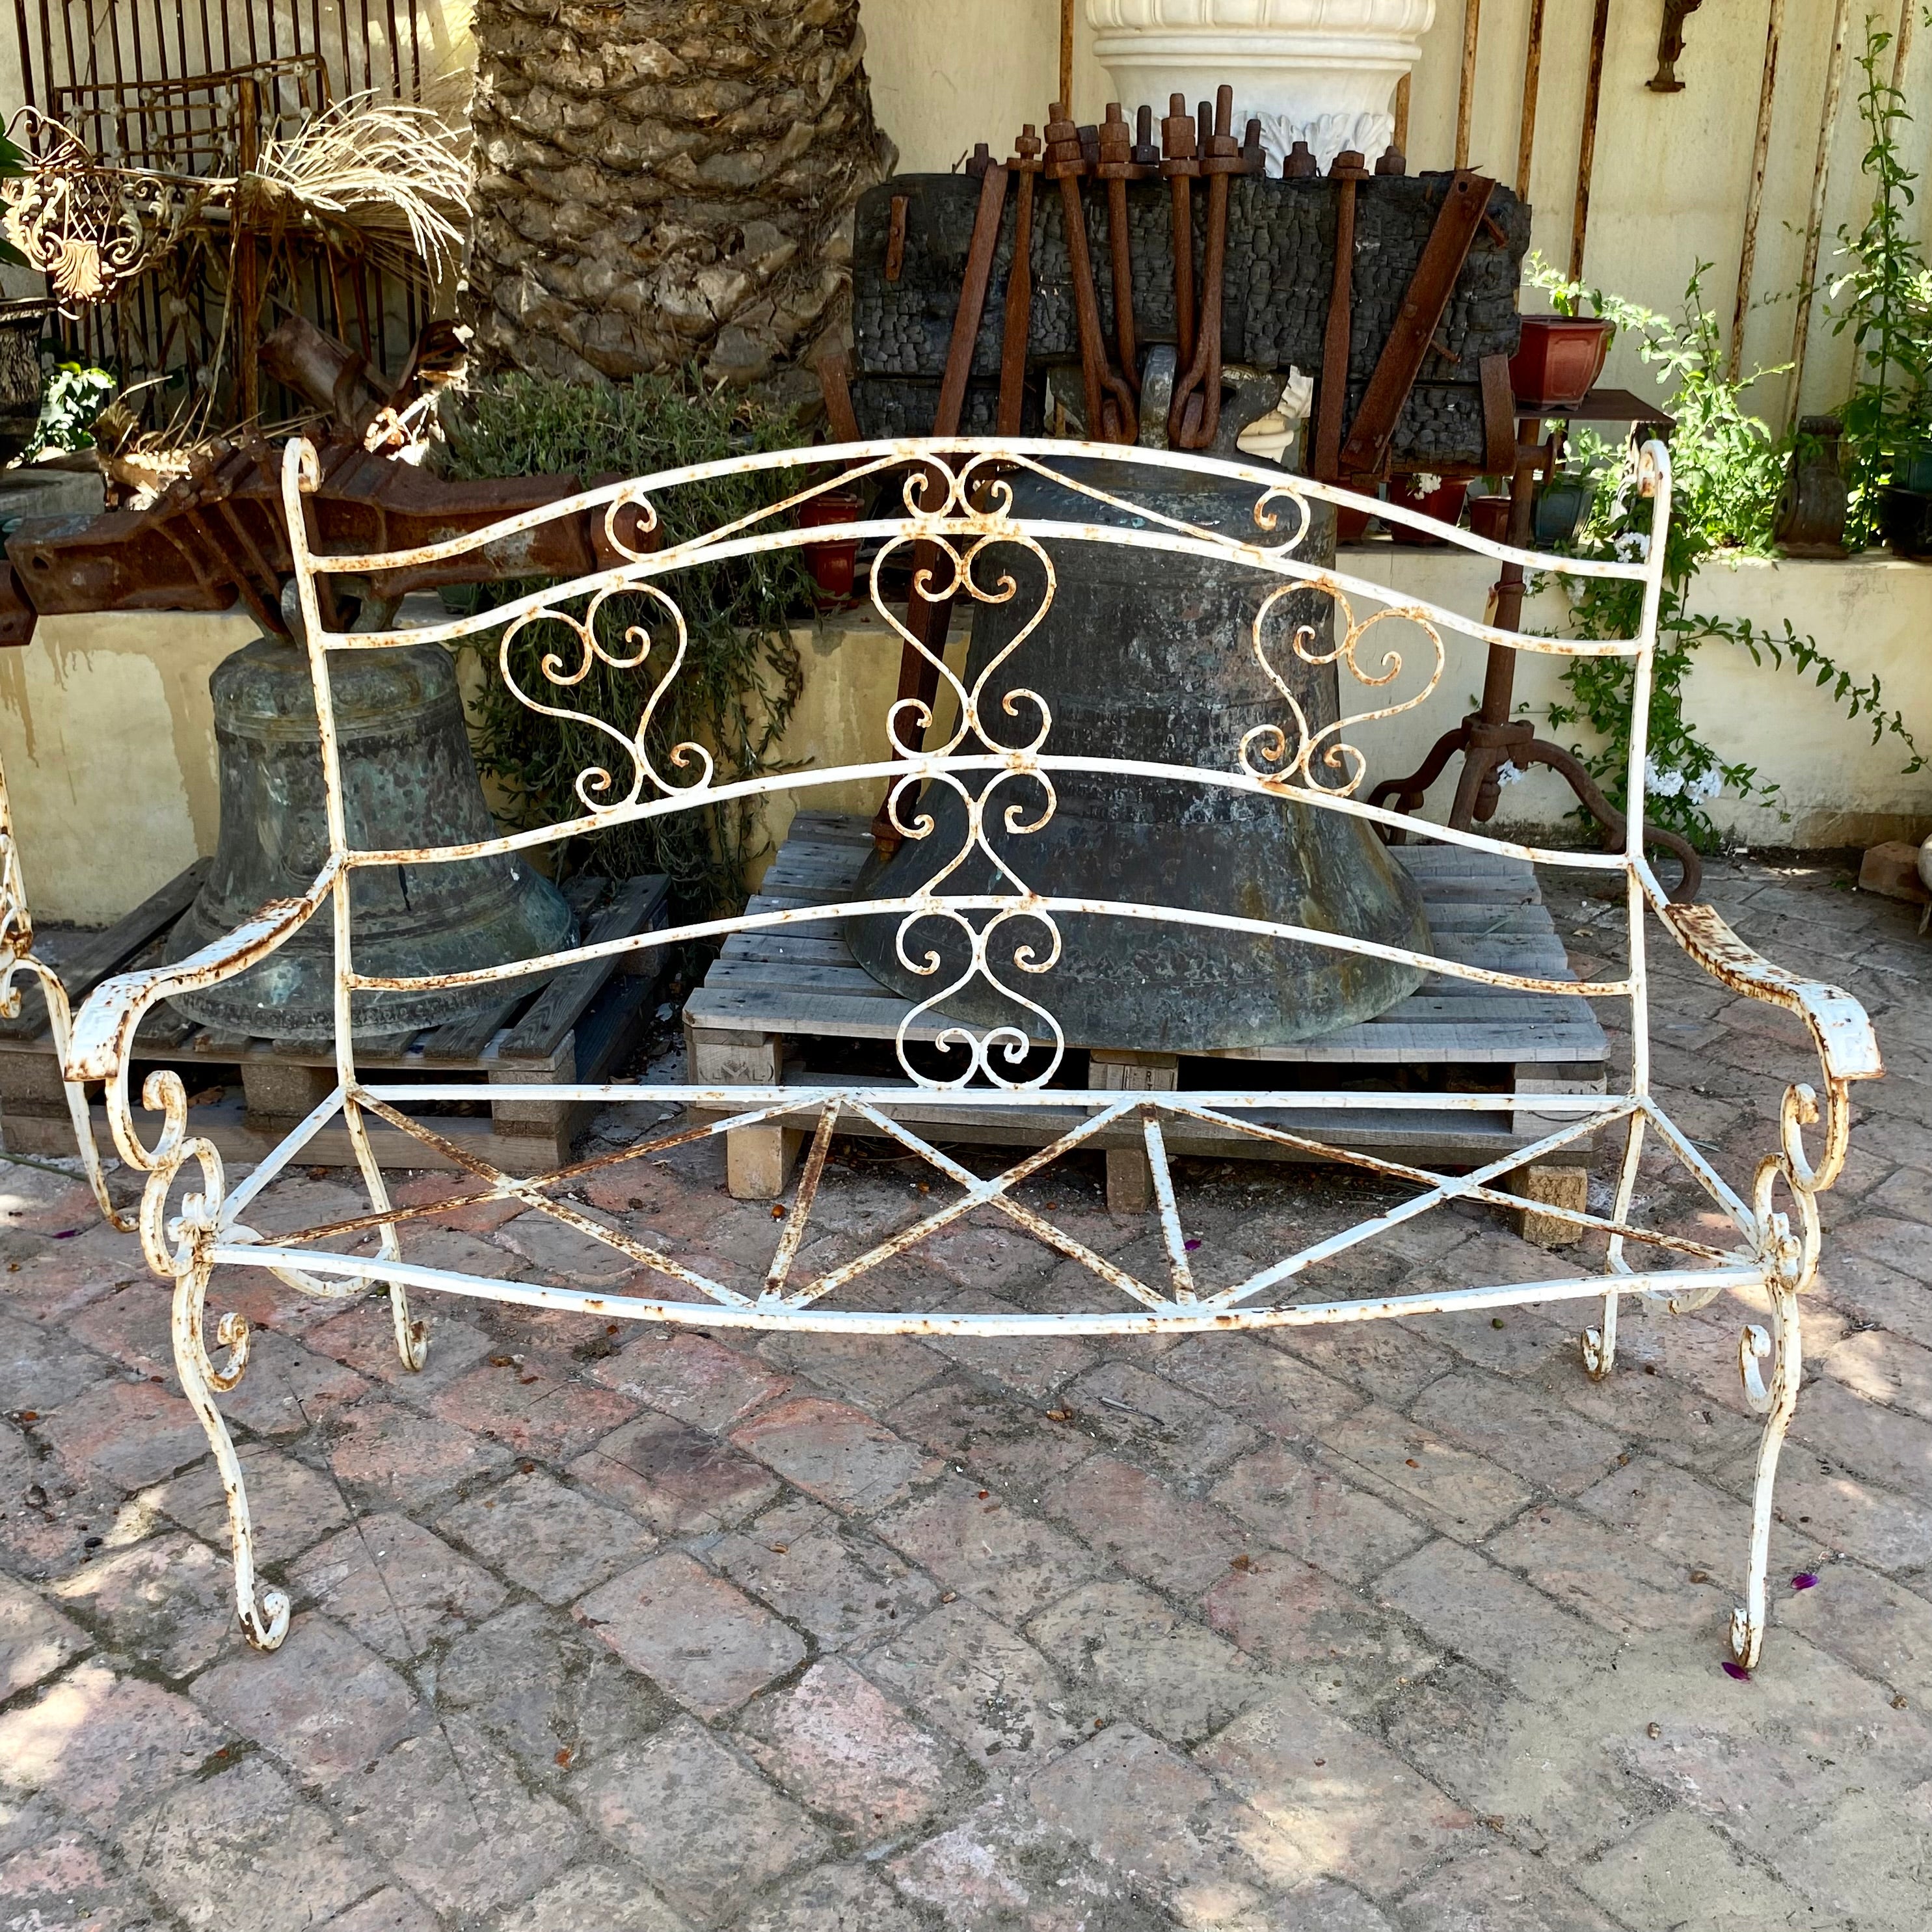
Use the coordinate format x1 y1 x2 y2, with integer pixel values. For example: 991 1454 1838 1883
847 461 1431 1053
165 632 575 1041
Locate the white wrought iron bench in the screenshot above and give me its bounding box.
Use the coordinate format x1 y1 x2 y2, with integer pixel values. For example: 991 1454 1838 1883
66 434 1880 1672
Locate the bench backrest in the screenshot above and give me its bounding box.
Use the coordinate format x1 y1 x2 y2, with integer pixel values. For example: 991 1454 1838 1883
278 433 1673 1082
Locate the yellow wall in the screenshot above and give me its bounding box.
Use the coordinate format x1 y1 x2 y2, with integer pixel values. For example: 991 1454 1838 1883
3 550 1926 927
0 613 228 926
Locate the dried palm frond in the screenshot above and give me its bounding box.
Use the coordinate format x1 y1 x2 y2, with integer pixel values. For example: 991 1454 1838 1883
247 94 470 280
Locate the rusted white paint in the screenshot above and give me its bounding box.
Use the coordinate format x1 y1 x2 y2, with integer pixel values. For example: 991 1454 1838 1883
56 433 1881 1671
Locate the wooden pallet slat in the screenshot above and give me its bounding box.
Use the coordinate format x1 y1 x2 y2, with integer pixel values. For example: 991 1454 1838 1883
500 874 670 1062
0 868 672 1177
687 816 1612 1200
0 859 211 1041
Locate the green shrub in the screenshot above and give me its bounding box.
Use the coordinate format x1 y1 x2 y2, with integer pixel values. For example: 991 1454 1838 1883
441 370 812 920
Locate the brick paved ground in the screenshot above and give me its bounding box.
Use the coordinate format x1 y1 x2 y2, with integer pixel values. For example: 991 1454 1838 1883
2 855 1929 1931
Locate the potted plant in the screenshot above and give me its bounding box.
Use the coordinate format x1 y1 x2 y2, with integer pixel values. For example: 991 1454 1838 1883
1532 468 1595 545
1511 267 1617 411
1387 472 1468 544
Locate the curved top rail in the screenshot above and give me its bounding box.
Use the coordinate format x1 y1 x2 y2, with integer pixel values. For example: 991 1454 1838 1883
280 436 1670 665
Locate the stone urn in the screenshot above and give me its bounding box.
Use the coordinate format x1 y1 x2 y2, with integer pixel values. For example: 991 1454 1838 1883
1086 0 1436 169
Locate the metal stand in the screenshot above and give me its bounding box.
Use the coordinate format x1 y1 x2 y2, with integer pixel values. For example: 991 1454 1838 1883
1371 388 1702 900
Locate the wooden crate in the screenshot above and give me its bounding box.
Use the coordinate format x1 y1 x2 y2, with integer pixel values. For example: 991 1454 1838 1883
0 868 669 1176
686 812 1608 1230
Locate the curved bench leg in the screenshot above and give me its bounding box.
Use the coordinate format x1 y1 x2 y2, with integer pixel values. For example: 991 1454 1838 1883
343 1093 427 1372
170 1242 291 1651
1581 1112 1647 1380
1731 1283 1801 1670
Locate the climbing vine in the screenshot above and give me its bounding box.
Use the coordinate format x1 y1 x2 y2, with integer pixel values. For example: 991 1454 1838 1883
1527 258 1924 850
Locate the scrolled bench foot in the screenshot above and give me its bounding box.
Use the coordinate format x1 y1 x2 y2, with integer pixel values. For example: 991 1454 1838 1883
1729 1286 1802 1673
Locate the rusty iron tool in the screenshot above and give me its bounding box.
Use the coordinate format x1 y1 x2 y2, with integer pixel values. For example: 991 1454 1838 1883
1045 103 1136 444
870 157 1014 853
1160 93 1200 377
1168 86 1241 451
1283 139 1319 178
1095 103 1142 385
933 158 1010 433
1571 0 1613 280
1310 148 1371 480
0 436 608 649
1339 168 1497 481
997 124 1043 435
1376 145 1408 176
814 347 862 444
1649 0 1704 90
1241 117 1265 174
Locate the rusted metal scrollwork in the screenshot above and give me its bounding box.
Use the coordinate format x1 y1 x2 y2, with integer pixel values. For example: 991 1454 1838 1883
58 431 1882 1667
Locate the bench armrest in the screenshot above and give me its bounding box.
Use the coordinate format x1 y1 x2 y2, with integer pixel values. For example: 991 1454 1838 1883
68 871 335 1169
1657 898 1881 1194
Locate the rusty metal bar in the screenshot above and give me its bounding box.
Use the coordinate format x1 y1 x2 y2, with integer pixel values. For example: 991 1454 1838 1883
1729 0 1787 380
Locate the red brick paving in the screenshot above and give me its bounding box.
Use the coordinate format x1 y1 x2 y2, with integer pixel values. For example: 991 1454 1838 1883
0 859 1929 1928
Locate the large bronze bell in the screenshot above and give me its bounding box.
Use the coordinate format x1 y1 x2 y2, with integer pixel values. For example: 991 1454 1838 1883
165 634 575 1042
847 462 1431 1053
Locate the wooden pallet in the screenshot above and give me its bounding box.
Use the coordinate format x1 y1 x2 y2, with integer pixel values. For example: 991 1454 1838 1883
686 812 1608 1227
0 868 670 1176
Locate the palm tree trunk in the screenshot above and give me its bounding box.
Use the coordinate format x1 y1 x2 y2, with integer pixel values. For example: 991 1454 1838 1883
466 0 894 399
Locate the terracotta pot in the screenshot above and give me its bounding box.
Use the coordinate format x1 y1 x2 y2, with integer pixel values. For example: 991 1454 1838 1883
1467 494 1513 542
1388 477 1469 545
1509 316 1613 410
799 489 862 598
1335 503 1375 544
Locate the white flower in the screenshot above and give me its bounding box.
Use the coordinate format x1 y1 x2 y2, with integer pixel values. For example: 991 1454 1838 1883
1644 755 1685 798
1412 473 1443 496
1687 766 1723 803
1493 759 1524 787
1613 530 1650 561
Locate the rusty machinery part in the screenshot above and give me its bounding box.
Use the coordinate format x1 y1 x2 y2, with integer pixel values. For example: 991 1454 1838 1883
1650 0 1706 92
1159 93 1200 375
1045 103 1136 446
1311 148 1371 482
1168 86 1242 451
847 111 1529 464
998 125 1043 436
1338 168 1497 481
0 436 618 649
1095 105 1138 381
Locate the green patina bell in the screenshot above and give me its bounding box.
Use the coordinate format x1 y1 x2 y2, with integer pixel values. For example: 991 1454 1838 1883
846 461 1431 1052
164 633 575 1042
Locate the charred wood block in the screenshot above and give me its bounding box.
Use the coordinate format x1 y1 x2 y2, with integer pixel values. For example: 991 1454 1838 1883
850 171 1531 467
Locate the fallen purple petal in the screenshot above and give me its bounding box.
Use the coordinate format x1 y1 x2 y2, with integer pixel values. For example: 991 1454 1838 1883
1183 1239 1202 1252
1721 1659 1751 1681
1791 1572 1818 1590
52 1229 77 1239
